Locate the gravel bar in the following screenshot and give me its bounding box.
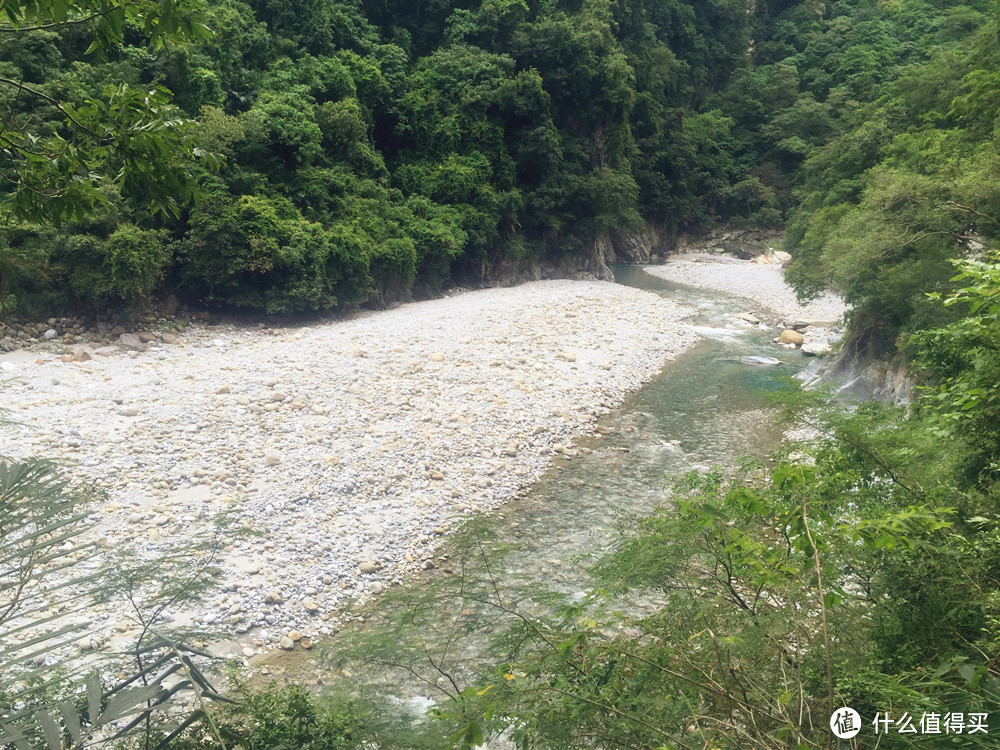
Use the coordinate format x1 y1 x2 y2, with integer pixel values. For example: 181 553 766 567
644 255 848 322
1 280 699 657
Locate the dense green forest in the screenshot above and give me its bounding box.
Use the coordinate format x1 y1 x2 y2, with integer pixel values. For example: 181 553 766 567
3 1 1000 749
1 0 995 343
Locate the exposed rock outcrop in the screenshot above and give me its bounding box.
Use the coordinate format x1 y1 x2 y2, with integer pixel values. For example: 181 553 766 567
796 345 912 405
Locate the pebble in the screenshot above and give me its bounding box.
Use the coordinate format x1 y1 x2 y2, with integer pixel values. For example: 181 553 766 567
0 280 701 654
645 256 847 321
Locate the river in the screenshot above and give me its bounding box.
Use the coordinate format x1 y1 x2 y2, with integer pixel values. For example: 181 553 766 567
256 265 809 727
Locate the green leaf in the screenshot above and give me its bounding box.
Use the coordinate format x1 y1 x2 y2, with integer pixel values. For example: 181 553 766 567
34 709 60 750
86 672 101 725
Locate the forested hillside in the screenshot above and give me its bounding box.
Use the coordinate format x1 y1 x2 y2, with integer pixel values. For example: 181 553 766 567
2 0 995 338
4 4 1000 749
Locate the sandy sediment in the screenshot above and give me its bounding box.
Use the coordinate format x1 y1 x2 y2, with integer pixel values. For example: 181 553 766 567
0 279 699 656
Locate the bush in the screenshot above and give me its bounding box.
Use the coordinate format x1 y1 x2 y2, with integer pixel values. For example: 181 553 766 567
64 224 170 304
181 194 371 313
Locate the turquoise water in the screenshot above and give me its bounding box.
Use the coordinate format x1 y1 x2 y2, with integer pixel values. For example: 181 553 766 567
268 266 807 706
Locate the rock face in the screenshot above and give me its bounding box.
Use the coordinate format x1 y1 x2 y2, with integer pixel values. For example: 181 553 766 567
777 329 805 345
486 221 676 287
799 346 912 405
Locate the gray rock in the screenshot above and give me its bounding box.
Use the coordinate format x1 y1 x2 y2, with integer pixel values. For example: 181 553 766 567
43 329 57 340
358 562 379 574
118 333 146 352
279 636 294 650
801 340 831 356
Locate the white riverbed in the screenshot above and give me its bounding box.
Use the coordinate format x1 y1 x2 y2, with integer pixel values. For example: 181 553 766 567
645 254 848 321
0 280 700 658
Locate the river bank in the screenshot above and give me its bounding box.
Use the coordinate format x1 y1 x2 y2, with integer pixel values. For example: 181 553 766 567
0 279 699 660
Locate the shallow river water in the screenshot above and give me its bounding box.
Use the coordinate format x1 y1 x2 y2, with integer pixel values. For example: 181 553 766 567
260 265 809 713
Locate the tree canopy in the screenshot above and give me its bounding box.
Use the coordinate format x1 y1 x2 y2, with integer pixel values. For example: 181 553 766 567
0 0 997 343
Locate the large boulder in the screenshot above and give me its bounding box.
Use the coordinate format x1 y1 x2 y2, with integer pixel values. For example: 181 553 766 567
118 333 146 352
801 339 832 356
777 329 805 345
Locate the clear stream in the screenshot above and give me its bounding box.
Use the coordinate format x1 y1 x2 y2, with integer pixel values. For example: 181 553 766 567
261 265 810 711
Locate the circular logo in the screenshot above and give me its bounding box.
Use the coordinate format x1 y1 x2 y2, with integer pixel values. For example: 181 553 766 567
830 707 862 739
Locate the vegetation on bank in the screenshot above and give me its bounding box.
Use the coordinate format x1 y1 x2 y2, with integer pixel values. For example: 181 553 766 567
1 1 994 335
2 1 1000 748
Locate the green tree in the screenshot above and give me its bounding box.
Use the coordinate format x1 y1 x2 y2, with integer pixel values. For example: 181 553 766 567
0 0 215 224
